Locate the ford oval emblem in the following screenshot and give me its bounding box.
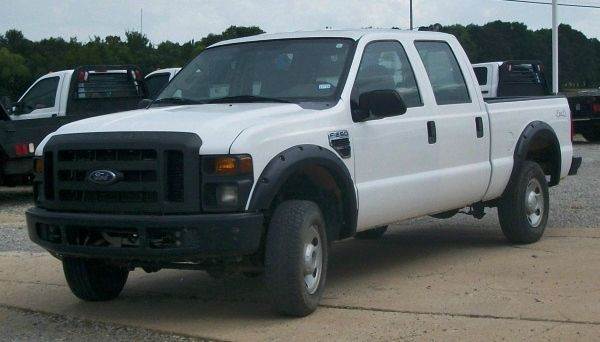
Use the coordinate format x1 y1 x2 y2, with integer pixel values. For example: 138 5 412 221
88 170 120 185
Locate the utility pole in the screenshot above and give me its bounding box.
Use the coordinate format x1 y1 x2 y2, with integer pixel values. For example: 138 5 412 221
410 0 414 30
140 8 144 35
552 0 559 94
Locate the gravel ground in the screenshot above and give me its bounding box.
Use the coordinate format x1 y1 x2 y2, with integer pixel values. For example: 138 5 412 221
0 306 205 341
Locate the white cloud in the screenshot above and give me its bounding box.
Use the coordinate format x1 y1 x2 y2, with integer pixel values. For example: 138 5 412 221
1 0 598 42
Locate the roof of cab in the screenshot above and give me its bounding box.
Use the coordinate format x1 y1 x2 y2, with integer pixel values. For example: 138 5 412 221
209 29 454 48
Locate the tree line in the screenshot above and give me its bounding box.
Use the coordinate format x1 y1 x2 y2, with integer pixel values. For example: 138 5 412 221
1 21 599 102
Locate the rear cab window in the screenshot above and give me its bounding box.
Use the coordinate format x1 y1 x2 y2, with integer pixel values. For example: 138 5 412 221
414 41 471 105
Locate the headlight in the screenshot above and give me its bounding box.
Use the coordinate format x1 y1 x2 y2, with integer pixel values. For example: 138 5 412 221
201 155 253 212
216 184 239 206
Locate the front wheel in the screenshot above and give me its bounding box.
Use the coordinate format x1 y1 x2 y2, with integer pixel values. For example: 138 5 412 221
63 258 129 301
498 161 549 244
265 200 328 317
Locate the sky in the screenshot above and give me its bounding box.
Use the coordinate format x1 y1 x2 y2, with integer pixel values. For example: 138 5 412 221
1 0 600 43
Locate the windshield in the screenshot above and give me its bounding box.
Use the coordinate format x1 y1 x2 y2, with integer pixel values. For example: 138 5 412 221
155 38 355 105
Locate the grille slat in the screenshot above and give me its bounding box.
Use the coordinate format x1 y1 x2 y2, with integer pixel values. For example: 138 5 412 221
166 150 185 202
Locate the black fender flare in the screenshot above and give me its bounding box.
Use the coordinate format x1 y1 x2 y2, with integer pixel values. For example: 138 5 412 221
511 121 562 187
248 144 358 239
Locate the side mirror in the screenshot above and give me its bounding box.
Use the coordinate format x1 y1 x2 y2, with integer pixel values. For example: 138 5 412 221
11 101 23 115
353 90 407 122
138 99 153 109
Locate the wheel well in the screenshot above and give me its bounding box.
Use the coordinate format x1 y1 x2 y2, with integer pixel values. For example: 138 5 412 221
268 164 351 242
516 123 562 187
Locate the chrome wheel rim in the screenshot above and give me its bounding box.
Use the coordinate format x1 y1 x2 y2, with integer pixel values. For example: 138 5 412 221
303 225 323 295
525 178 544 228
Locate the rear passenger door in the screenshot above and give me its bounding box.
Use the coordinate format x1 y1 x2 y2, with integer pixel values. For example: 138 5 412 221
352 40 443 229
414 41 491 209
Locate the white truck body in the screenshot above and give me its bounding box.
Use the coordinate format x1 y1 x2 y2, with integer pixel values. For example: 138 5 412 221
30 30 577 316
37 30 573 231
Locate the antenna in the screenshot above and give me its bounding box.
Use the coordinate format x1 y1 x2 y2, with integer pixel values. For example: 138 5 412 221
410 0 414 30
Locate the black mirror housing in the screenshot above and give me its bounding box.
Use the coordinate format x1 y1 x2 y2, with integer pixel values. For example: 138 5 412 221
358 90 407 119
138 99 153 109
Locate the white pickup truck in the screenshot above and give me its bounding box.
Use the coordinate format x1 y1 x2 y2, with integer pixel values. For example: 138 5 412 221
27 30 580 317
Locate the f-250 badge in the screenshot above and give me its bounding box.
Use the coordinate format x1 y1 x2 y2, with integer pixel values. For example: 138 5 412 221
328 130 351 159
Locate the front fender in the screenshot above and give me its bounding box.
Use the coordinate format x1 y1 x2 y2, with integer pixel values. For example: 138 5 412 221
248 144 358 238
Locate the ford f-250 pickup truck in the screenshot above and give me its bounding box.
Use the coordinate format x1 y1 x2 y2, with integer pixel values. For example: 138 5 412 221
0 65 148 186
27 30 580 317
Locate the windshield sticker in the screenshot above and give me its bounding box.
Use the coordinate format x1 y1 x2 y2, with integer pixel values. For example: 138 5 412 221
336 43 344 49
318 84 332 90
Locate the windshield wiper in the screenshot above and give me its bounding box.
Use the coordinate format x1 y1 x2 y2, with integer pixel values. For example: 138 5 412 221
152 97 203 106
206 95 292 104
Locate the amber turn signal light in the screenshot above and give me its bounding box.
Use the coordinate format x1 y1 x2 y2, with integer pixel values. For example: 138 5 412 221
213 155 253 175
215 156 237 175
34 158 44 174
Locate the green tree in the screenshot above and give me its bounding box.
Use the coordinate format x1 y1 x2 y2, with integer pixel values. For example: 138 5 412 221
0 47 31 99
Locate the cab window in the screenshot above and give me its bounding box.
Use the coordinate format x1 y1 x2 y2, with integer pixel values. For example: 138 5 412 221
352 41 422 111
146 73 171 99
415 41 471 105
18 77 60 114
474 67 488 86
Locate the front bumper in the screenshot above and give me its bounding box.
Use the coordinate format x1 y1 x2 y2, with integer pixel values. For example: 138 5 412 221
26 207 264 261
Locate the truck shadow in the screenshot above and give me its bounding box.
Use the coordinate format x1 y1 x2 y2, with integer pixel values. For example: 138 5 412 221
66 224 510 322
0 187 32 204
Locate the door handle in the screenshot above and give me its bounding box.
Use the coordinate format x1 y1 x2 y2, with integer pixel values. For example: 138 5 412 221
475 117 484 138
427 121 436 144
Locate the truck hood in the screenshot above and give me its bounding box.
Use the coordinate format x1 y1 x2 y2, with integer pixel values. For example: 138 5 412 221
41 103 306 154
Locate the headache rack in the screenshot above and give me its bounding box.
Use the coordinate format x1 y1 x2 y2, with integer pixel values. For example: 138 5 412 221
66 65 149 117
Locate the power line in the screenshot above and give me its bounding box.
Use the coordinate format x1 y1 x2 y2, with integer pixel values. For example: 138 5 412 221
498 0 600 9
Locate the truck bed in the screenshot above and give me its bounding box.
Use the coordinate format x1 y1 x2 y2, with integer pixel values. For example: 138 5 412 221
483 96 573 202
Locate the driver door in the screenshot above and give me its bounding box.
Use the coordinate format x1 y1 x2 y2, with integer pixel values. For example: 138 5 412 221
351 40 442 230
12 75 62 120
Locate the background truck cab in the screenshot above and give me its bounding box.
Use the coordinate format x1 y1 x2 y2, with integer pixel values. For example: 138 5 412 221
145 68 181 99
0 65 148 186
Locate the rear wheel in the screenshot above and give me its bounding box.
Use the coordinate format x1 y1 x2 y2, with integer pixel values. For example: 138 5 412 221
498 161 549 244
354 226 388 240
63 258 129 301
265 200 328 317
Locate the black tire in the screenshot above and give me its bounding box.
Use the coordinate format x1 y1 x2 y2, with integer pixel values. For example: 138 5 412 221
582 129 600 143
265 200 328 317
63 258 129 301
498 161 549 244
354 226 388 240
